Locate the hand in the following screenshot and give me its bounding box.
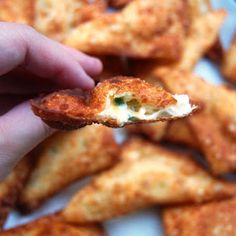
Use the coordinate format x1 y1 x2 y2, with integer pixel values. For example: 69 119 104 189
0 22 102 180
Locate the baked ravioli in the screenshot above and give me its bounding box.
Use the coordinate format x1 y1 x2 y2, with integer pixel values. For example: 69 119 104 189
32 77 195 130
62 138 236 223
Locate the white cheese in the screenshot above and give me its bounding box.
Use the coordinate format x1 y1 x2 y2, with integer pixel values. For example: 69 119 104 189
98 94 195 125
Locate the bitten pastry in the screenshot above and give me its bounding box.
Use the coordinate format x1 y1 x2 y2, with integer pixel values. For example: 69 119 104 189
163 197 236 236
18 125 118 212
61 138 236 223
0 214 105 236
32 77 195 130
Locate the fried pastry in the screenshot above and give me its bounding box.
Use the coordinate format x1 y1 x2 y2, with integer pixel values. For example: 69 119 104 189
126 122 168 142
32 77 195 130
0 158 31 228
157 69 236 174
176 10 226 70
18 125 118 212
163 197 236 236
127 119 198 149
163 119 198 149
222 36 236 83
129 9 226 82
64 0 186 59
34 0 106 41
62 138 236 223
0 0 106 42
0 214 105 235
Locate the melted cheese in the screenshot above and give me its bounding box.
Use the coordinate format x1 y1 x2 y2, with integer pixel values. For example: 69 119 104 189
99 94 194 125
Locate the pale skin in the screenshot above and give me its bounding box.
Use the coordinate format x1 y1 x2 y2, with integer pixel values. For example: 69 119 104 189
0 22 103 180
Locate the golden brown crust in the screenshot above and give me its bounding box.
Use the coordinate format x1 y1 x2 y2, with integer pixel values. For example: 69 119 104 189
128 9 226 77
62 138 236 223
222 36 236 83
34 0 106 41
163 119 198 149
0 0 106 41
175 9 226 70
0 158 32 228
31 76 184 130
156 69 236 174
0 214 105 235
126 122 168 142
163 198 236 236
18 125 118 212
64 0 186 59
0 0 35 25
126 119 198 149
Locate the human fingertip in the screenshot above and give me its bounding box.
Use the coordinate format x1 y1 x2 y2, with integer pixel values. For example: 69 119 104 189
91 57 103 74
84 77 95 90
82 57 103 76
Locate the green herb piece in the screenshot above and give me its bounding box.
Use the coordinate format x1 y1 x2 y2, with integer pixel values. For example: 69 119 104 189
128 116 140 122
114 97 125 106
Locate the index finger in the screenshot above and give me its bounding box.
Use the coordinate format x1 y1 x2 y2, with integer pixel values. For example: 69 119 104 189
0 22 102 89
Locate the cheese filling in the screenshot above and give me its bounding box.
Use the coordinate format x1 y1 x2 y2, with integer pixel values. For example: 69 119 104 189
99 93 194 125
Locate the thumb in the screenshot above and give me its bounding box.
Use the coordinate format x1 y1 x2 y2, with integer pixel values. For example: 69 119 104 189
0 101 54 180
